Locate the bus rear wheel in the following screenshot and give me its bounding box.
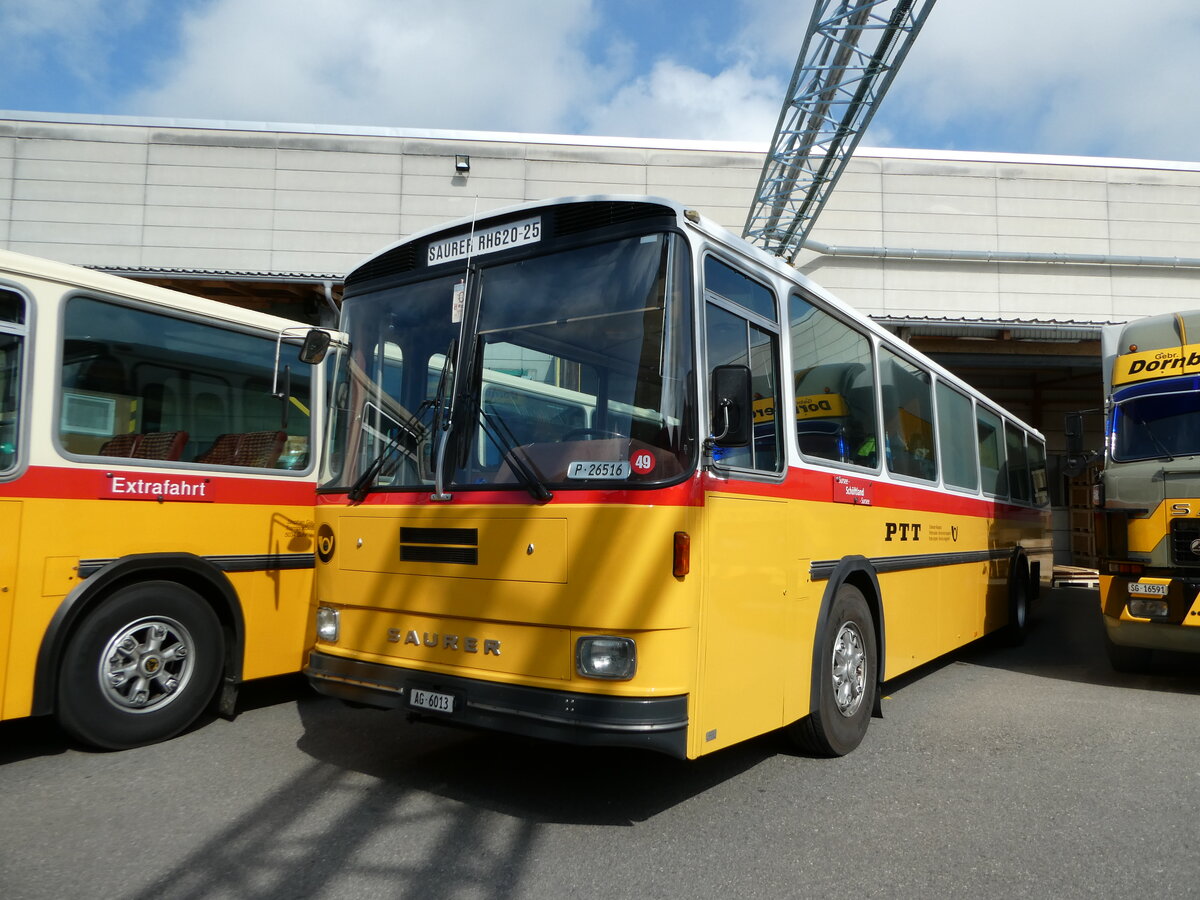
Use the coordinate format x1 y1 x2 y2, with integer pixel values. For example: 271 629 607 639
56 581 224 750
788 583 877 757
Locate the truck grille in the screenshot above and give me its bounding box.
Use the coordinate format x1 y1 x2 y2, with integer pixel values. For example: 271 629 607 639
1170 518 1200 567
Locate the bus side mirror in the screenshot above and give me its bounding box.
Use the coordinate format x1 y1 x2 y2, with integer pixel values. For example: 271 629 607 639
710 364 752 447
299 329 333 365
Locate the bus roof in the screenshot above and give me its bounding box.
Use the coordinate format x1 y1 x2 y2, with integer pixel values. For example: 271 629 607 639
0 248 311 333
344 194 1044 440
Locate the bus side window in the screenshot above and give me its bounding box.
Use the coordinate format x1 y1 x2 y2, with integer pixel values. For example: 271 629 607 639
0 288 25 472
60 296 313 470
788 294 878 468
704 256 782 474
976 406 1007 497
935 381 978 491
1006 422 1032 502
879 346 936 482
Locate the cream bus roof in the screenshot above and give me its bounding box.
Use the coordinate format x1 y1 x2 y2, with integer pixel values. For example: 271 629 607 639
0 248 310 333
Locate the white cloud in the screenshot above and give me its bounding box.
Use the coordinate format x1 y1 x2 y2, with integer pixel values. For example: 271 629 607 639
867 0 1200 160
584 60 783 142
125 0 615 132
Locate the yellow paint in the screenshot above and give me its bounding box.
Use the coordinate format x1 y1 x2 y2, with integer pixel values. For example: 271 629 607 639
1112 342 1200 386
315 484 1048 759
0 502 20 719
2 493 315 720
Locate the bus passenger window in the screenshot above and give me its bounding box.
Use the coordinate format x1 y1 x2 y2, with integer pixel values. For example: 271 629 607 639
788 294 877 468
1006 423 1032 502
0 289 25 471
60 296 314 469
935 382 978 491
879 347 936 482
976 407 1006 497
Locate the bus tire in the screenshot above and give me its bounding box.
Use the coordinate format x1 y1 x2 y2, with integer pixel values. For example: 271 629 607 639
56 581 224 750
788 583 877 757
1001 557 1032 645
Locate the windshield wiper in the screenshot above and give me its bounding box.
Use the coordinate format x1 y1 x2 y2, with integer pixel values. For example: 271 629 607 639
346 408 429 502
479 408 553 503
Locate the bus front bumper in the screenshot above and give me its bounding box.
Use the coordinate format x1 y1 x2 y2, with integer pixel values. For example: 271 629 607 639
304 650 690 758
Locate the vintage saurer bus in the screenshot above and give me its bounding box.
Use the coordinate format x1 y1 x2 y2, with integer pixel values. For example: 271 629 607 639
0 250 328 748
304 196 1050 758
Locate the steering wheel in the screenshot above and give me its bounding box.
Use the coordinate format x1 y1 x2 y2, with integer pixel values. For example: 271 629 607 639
562 427 626 441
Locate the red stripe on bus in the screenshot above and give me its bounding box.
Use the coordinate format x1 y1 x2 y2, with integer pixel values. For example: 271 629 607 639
0 465 317 506
317 465 1044 521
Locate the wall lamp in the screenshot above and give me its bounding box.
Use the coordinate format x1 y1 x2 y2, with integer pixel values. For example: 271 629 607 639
454 154 470 173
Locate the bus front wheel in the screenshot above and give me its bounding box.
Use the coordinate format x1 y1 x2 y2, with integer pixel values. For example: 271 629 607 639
788 583 877 757
56 581 224 750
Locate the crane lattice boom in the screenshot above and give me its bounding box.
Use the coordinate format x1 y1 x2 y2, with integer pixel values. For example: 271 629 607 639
744 0 937 262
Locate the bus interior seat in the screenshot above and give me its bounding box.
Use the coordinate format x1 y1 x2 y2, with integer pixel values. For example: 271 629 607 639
97 433 140 457
98 430 190 460
196 430 287 468
132 430 189 460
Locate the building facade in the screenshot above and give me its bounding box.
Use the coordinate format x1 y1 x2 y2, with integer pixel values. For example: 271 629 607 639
5 112 1200 561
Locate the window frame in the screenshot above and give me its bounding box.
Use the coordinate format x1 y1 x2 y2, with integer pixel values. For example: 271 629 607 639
55 289 317 476
702 251 784 478
786 290 881 475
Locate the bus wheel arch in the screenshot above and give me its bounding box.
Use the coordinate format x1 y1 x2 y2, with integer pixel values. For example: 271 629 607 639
34 554 246 747
788 557 884 757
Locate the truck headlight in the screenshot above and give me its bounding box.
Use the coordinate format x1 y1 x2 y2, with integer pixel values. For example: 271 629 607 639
1128 598 1169 618
316 606 340 642
576 636 636 680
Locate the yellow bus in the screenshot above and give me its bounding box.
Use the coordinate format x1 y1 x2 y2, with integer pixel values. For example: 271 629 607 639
304 196 1051 758
1077 310 1200 670
0 250 328 748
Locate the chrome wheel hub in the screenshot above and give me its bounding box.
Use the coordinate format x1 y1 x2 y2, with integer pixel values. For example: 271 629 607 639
831 621 867 717
98 616 195 713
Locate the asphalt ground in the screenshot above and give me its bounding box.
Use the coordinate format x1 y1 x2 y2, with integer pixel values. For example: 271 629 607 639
2 586 1198 900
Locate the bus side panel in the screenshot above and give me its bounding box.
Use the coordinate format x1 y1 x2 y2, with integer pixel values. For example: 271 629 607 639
694 493 793 757
227 567 315 681
2 490 314 720
0 500 20 719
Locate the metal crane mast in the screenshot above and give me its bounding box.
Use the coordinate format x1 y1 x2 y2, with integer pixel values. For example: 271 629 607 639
743 0 936 262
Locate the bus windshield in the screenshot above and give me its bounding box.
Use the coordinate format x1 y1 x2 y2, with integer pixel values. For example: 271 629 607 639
1111 375 1200 461
325 230 696 494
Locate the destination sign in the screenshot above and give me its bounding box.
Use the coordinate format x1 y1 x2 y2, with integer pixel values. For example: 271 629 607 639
427 217 542 266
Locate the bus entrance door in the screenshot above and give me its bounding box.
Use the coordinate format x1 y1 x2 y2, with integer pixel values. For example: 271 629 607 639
696 494 791 755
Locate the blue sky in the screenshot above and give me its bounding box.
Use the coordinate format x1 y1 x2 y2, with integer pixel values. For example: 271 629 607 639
3 0 1200 163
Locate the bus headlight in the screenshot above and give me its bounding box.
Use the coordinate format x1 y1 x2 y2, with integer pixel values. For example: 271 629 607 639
316 606 340 643
576 636 636 680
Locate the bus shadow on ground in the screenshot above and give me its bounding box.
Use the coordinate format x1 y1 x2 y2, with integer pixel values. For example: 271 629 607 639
946 586 1200 695
292 693 779 827
122 699 786 900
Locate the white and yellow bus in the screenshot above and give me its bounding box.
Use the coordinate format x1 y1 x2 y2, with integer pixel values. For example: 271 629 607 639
0 250 328 748
304 196 1051 758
